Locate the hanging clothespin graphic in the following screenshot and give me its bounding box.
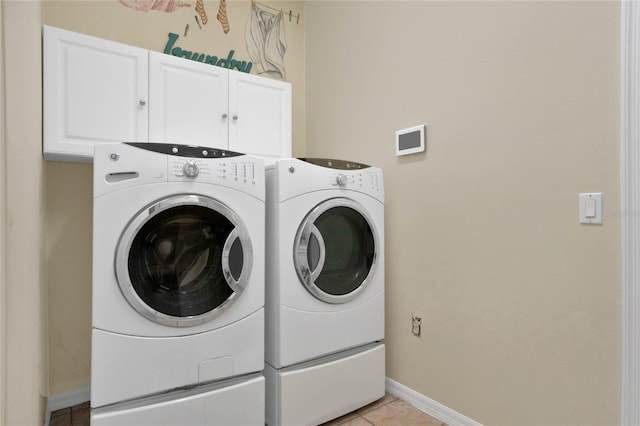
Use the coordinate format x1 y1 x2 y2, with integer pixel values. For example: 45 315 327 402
253 1 300 24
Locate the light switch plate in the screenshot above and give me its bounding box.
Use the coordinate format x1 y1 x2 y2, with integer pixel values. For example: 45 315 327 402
579 193 603 224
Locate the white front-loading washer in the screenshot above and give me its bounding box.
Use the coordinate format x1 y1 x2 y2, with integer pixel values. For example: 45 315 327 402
264 158 386 425
91 142 265 424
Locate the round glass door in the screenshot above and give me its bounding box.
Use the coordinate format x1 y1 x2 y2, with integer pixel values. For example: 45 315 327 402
116 195 252 327
294 198 378 304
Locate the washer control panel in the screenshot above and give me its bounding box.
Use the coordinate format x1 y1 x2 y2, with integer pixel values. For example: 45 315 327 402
96 143 264 200
126 142 243 159
169 157 262 188
171 158 212 179
182 161 200 178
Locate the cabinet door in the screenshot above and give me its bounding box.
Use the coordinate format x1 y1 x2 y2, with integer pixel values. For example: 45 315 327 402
149 52 229 149
43 26 148 162
228 71 292 160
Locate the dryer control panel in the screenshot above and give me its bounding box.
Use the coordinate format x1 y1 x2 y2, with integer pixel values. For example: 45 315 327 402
296 158 381 193
271 158 384 203
325 171 382 193
298 158 370 170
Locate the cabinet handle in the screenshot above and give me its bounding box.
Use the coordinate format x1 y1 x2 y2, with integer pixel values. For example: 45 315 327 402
222 113 228 119
232 115 238 121
139 99 146 106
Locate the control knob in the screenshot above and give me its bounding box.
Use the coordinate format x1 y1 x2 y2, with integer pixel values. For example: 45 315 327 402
336 173 348 187
183 161 199 178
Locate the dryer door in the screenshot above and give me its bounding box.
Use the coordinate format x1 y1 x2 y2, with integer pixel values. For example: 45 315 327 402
115 194 252 327
294 197 378 304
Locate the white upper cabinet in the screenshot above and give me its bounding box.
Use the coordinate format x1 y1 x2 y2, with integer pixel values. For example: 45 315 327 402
229 70 292 161
148 52 291 160
43 26 292 163
43 26 149 162
149 52 229 149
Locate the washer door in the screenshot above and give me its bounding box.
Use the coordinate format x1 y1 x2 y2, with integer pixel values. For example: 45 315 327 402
294 198 378 304
116 195 252 327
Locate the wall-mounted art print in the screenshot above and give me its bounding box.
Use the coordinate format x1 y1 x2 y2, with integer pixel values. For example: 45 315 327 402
195 0 208 24
119 0 190 13
245 1 287 80
192 0 230 34
116 0 297 81
216 0 230 34
163 32 253 73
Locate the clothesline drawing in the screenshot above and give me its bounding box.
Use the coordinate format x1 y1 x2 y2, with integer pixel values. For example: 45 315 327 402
253 0 301 24
245 0 289 80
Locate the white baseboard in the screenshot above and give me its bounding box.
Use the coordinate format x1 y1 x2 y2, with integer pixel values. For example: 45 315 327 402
44 383 91 426
385 377 482 426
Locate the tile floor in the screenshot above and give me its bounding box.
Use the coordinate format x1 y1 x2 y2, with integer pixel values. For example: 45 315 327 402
49 393 446 426
321 393 447 426
49 401 89 426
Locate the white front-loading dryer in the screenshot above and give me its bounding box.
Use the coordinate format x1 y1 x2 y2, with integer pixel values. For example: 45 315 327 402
264 158 385 425
265 158 385 369
91 143 265 422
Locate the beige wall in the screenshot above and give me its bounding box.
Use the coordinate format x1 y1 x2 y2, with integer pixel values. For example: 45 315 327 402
45 161 93 396
305 1 621 424
2 1 48 424
1 3 5 423
42 0 305 396
1 4 6 422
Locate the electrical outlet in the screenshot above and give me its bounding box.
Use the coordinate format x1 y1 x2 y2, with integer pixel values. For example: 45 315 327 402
412 315 422 336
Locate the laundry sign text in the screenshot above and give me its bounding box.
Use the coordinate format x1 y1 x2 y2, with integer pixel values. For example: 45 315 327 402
163 33 253 74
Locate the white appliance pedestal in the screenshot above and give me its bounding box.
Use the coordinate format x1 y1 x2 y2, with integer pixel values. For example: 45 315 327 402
91 373 264 426
265 343 385 426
